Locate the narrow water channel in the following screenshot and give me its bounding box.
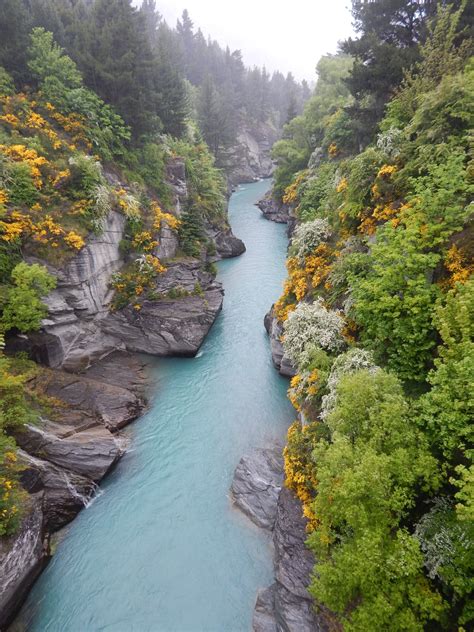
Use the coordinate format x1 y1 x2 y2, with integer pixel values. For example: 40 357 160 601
16 179 293 632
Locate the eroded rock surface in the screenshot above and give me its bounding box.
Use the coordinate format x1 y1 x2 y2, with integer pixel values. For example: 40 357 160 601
18 450 95 531
103 262 224 356
256 488 330 632
0 495 49 630
264 308 296 377
231 447 284 529
221 121 277 185
257 193 290 224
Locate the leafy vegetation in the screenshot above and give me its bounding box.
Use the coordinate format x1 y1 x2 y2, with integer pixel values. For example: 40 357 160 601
273 3 473 629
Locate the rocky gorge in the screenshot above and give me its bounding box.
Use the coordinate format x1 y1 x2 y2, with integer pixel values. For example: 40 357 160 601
220 120 279 187
0 159 245 629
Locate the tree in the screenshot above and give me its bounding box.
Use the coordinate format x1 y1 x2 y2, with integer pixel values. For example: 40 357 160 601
28 27 83 91
0 0 32 84
341 0 438 145
1 262 56 333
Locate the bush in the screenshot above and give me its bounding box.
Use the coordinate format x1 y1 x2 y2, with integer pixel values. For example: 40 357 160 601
283 299 345 367
1 262 56 333
290 218 331 262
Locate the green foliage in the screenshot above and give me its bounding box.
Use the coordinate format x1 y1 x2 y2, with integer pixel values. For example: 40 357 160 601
178 206 203 257
28 27 82 93
7 162 38 206
0 67 15 97
0 348 35 536
416 280 474 462
272 54 352 199
415 498 474 626
349 223 441 381
1 262 56 333
308 370 443 631
169 138 226 221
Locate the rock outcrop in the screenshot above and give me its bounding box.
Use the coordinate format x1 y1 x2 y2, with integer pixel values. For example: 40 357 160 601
220 121 278 186
264 308 296 377
231 448 284 530
103 261 224 356
204 224 246 259
257 192 290 224
231 450 330 631
1 352 147 627
0 495 49 630
257 488 331 631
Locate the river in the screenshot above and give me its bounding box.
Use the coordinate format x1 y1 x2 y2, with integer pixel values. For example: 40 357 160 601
16 179 293 632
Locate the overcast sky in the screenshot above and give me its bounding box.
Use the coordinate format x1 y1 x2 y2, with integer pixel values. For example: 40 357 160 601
152 1 355 82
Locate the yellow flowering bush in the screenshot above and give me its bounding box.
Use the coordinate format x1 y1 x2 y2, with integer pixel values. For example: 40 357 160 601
152 201 180 231
111 254 166 310
283 421 319 532
443 244 473 288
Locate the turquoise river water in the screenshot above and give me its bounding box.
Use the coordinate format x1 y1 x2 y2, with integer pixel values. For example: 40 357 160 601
16 179 293 632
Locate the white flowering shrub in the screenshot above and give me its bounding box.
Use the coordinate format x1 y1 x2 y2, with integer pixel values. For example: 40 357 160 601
414 498 471 581
283 299 345 367
291 218 331 262
376 126 404 159
320 348 378 418
90 183 112 233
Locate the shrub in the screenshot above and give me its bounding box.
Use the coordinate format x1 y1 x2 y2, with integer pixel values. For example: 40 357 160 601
320 348 377 419
283 299 345 367
1 262 56 333
290 218 332 262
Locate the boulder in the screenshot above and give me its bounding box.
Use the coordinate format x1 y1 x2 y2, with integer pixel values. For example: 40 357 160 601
231 448 284 529
205 225 246 259
0 494 49 630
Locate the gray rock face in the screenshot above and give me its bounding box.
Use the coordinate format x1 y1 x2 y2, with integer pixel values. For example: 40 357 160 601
205 224 246 259
257 193 290 224
42 370 144 432
220 121 278 186
18 450 95 531
251 488 330 632
271 488 329 632
0 495 49 630
103 261 224 357
231 448 284 529
12 157 243 372
15 422 122 481
2 352 148 627
253 584 278 632
264 308 296 377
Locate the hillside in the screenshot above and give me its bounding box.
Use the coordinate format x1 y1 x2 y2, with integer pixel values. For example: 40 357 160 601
259 3 473 630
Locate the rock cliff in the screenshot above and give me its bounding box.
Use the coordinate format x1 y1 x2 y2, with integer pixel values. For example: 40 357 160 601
230 449 331 632
219 120 278 186
257 192 291 224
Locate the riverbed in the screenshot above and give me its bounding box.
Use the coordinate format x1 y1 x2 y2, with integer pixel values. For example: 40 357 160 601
16 179 293 631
